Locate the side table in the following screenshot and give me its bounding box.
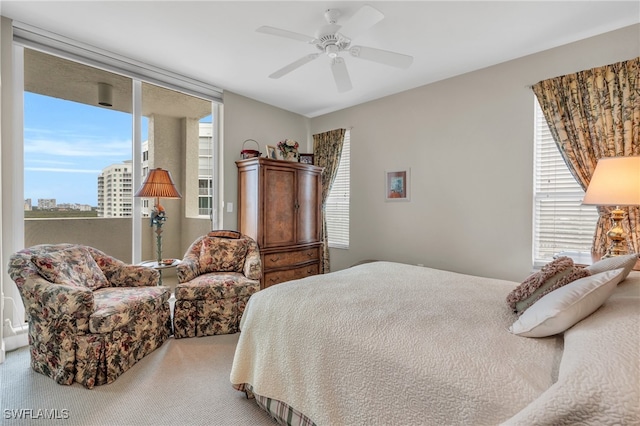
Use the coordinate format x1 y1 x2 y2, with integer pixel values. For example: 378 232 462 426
139 259 181 286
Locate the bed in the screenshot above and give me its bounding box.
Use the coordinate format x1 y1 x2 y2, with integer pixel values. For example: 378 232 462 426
230 260 640 425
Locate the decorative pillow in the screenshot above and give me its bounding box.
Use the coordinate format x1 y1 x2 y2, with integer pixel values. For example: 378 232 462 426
199 237 248 274
506 257 590 314
509 268 624 338
32 247 109 290
586 253 638 282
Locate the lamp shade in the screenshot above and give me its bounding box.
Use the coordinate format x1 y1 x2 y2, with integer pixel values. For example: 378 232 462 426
583 156 640 206
134 168 182 199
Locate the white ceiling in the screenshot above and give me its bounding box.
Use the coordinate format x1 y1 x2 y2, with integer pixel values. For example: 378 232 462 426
2 1 639 118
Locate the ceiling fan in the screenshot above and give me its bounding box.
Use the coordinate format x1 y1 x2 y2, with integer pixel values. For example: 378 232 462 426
257 5 413 92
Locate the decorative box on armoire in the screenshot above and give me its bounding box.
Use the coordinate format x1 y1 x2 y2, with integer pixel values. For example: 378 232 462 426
236 157 323 289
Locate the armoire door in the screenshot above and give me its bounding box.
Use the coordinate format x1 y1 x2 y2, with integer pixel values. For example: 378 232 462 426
263 166 297 248
296 169 321 244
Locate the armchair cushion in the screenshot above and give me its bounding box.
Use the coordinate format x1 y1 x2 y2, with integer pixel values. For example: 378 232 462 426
199 237 249 274
31 246 108 291
90 286 170 334
175 272 258 301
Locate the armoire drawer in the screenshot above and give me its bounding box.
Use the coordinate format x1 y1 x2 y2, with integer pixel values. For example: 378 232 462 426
263 247 320 269
263 262 320 288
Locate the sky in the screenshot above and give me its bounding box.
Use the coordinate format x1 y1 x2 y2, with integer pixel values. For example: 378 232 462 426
24 92 148 207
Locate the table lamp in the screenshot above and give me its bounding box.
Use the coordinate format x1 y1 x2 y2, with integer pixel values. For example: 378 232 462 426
582 156 640 258
134 168 182 264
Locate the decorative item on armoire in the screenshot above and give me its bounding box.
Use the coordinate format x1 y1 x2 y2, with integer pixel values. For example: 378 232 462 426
299 153 314 164
241 139 261 159
266 145 277 160
277 139 299 161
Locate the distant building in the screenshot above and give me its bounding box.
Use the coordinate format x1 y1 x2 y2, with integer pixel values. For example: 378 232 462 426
198 122 213 217
97 161 133 217
140 140 151 217
57 203 93 211
24 199 32 211
38 199 56 209
139 124 213 217
97 123 212 218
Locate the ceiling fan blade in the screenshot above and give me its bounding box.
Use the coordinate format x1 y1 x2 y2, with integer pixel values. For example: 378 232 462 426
349 45 413 69
331 57 352 92
338 5 384 39
257 26 317 44
269 53 320 79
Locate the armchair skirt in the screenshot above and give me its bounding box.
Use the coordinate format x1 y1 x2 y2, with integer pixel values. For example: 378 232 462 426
173 273 258 337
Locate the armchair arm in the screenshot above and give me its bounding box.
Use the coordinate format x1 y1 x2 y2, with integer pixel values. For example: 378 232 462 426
20 276 94 322
176 254 200 283
243 240 262 280
85 246 158 287
107 265 160 287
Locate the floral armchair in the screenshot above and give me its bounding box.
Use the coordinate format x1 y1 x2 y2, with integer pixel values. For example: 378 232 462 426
8 244 172 389
173 230 261 338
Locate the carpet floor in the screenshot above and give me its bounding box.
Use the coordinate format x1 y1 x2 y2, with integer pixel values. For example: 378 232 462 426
0 334 276 425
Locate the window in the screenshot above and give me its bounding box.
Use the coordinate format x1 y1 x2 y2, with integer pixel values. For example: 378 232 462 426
198 179 212 216
325 130 350 249
533 99 599 267
18 41 220 254
197 120 214 217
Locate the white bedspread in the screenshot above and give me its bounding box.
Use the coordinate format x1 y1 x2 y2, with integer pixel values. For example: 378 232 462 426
230 262 639 425
504 271 640 425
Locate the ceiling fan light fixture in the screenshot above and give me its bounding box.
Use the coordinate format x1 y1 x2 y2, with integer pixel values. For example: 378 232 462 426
325 44 339 58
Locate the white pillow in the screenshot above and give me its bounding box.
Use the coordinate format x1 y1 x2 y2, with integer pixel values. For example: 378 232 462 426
509 268 624 337
586 253 638 281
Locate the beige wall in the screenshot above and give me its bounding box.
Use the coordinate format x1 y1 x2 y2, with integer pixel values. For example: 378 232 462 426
311 24 640 282
25 218 133 261
221 92 310 230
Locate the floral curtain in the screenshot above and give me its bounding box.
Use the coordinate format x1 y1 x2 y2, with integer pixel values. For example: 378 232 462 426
313 129 346 273
532 57 640 255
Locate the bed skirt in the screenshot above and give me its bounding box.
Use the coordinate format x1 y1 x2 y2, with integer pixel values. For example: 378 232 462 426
234 383 316 426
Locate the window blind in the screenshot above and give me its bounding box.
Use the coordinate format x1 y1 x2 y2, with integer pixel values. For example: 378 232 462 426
533 99 599 266
325 130 350 249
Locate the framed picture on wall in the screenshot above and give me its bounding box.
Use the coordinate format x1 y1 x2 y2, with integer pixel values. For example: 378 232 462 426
266 145 277 160
299 153 314 164
385 169 411 201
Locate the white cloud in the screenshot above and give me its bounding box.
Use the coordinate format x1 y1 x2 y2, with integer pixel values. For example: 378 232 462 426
24 136 131 158
25 167 101 174
27 159 75 166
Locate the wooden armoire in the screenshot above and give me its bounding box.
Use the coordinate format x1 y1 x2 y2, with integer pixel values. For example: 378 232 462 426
236 157 323 289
